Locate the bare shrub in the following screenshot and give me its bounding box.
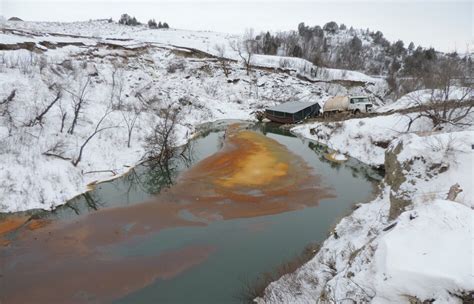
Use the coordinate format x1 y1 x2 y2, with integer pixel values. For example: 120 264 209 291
16 51 39 75
202 81 218 97
167 59 186 73
214 44 231 78
423 133 461 159
59 59 74 72
39 55 48 72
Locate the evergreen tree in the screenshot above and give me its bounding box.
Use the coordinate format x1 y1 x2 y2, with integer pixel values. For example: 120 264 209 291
148 19 157 29
323 21 339 34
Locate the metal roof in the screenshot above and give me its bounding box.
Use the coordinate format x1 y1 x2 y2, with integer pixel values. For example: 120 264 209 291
266 101 318 114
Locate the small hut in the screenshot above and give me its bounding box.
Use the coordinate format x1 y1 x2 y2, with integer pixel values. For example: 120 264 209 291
265 101 320 124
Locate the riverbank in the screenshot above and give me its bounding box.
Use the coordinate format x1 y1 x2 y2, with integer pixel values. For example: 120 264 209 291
258 111 473 303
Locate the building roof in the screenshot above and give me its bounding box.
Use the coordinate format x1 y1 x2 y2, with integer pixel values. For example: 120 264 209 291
266 101 318 114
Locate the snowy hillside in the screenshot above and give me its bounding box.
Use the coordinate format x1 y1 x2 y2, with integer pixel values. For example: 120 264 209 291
1 20 388 84
0 20 387 212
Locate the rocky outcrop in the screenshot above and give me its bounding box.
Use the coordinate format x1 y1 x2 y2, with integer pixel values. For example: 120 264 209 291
384 141 411 220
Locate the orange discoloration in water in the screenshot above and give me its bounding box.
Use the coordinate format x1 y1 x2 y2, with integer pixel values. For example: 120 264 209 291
27 219 51 230
214 131 290 187
1 126 334 303
0 216 28 235
0 237 10 246
2 244 215 304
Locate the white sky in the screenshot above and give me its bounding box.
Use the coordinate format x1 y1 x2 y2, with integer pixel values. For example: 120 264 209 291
1 0 472 52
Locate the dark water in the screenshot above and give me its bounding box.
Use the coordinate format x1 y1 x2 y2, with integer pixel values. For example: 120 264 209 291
1 121 382 303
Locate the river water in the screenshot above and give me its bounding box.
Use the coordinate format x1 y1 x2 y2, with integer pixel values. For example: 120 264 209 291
0 121 381 303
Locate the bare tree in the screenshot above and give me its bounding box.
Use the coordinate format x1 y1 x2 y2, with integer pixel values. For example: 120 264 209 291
64 76 92 135
55 95 68 133
214 44 231 78
72 106 117 167
121 104 140 148
230 28 257 76
145 105 180 164
0 89 16 135
110 65 125 109
406 57 473 131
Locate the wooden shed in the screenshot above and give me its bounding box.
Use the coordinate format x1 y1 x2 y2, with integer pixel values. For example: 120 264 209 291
265 101 320 124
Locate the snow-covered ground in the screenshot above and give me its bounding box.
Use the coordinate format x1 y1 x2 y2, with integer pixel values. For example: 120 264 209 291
0 20 387 212
293 114 424 167
260 109 474 303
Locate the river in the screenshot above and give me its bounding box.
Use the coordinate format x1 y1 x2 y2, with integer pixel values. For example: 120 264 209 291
0 121 381 303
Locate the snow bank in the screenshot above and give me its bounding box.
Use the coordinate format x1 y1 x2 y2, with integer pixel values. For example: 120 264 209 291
394 131 474 208
292 113 429 166
373 199 473 302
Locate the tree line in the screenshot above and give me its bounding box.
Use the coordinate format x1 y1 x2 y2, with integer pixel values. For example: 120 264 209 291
118 14 169 29
250 21 471 80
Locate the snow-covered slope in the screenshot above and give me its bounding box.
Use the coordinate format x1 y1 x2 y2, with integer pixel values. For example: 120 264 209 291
1 20 386 85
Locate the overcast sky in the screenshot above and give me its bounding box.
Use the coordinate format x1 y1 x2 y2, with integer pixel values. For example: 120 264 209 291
1 0 472 52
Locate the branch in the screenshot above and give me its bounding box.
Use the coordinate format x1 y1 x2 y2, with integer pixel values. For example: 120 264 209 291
0 90 16 105
72 107 117 167
42 152 72 161
83 169 118 176
25 90 62 127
